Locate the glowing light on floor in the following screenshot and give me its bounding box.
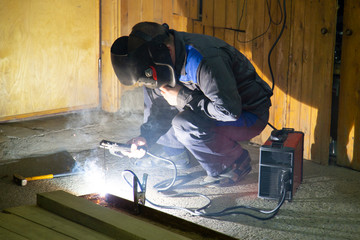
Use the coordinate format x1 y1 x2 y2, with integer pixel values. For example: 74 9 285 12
347 123 355 163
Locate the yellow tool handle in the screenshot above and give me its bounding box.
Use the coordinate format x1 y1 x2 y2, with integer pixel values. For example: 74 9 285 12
26 174 54 181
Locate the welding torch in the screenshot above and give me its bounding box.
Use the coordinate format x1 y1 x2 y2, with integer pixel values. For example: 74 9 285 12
99 139 147 158
99 140 132 152
99 139 177 192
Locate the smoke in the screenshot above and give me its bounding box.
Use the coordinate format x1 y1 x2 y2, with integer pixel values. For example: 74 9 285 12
82 159 107 195
71 149 108 195
71 148 130 197
64 108 143 196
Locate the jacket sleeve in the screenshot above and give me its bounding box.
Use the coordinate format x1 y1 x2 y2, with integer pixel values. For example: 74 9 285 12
140 88 179 145
177 55 242 122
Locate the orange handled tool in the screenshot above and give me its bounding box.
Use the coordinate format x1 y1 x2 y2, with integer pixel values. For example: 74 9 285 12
13 172 83 186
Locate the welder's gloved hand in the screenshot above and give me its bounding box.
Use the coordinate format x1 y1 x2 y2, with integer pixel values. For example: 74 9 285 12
159 84 182 106
121 136 147 158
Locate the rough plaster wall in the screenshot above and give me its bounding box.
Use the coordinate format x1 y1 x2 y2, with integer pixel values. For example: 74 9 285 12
120 87 144 113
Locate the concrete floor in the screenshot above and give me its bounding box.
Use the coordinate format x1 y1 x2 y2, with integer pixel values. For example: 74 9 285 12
1 109 360 240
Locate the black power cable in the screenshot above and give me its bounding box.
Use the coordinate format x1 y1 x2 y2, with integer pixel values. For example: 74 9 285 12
195 179 287 220
236 0 284 44
268 0 287 92
266 0 286 129
235 0 287 92
102 141 290 220
121 153 291 220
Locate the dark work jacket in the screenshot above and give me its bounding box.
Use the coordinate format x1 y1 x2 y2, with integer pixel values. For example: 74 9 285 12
140 30 273 145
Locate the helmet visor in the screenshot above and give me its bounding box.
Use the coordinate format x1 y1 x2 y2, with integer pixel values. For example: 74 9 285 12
111 36 151 86
111 35 175 88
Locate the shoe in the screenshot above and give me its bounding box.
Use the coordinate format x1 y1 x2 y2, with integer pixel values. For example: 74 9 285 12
234 149 251 169
220 149 252 182
200 164 252 186
200 149 252 186
219 162 252 183
199 175 222 186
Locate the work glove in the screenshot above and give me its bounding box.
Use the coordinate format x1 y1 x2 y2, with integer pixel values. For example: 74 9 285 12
119 136 147 158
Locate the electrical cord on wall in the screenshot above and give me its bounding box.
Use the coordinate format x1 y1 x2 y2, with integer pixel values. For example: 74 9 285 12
234 0 287 132
265 0 287 130
236 0 284 44
236 0 287 92
267 0 287 92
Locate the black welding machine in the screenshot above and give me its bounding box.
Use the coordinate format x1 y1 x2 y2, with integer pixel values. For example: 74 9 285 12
258 128 304 201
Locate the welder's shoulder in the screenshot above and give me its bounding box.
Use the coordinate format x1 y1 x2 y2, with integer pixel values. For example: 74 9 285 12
180 31 228 54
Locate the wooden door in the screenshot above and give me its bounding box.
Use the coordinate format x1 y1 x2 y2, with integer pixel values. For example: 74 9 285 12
0 0 99 121
337 0 360 170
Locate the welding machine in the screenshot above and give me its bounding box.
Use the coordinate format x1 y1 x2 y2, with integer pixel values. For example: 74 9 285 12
258 128 304 201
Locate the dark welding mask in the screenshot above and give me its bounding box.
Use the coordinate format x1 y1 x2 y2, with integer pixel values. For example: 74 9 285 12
110 25 176 89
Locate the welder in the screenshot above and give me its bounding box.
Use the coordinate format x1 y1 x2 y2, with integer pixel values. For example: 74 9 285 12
110 22 272 186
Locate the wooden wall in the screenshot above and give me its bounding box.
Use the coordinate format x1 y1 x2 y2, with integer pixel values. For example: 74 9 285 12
101 0 338 164
101 0 195 112
2 0 355 167
0 0 100 121
337 0 360 170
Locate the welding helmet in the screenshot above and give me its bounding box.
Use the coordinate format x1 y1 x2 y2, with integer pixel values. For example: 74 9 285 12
110 24 176 89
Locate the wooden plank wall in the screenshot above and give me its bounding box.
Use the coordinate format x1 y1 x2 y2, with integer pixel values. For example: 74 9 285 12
101 0 121 112
0 0 100 121
337 0 360 170
101 0 337 164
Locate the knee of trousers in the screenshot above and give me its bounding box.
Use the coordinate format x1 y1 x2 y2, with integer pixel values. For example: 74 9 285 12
171 110 213 143
171 111 192 141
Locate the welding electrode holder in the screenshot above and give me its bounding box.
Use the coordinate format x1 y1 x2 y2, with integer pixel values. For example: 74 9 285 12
99 140 147 158
100 139 177 192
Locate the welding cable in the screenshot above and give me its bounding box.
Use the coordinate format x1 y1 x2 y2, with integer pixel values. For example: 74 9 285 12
121 169 212 216
121 169 143 191
121 168 288 220
146 193 212 216
116 150 177 192
145 151 178 192
193 170 290 219
121 151 178 192
121 152 290 220
193 180 287 220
